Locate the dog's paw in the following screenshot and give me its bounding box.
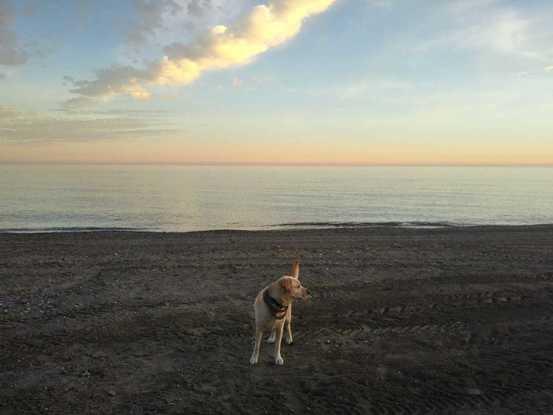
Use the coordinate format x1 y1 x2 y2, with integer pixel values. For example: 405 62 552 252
249 356 258 365
285 337 293 345
266 335 275 344
274 356 284 366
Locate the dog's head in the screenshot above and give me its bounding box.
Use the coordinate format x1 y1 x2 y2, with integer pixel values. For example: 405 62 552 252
280 276 309 300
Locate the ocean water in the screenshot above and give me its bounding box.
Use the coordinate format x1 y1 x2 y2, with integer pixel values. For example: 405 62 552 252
0 164 552 232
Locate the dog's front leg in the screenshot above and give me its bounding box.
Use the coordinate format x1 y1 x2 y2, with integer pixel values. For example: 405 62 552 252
285 304 293 345
273 321 285 365
266 328 276 343
250 327 263 365
271 304 293 344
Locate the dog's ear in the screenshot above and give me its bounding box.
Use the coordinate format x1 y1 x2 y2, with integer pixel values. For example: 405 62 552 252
291 259 300 279
280 277 294 293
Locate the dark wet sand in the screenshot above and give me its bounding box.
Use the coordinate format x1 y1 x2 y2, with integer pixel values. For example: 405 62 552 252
2 225 553 414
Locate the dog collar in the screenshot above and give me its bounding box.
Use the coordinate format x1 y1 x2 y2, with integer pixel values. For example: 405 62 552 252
263 289 288 320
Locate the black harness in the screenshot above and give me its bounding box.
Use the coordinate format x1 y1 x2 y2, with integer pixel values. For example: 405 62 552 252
263 289 288 320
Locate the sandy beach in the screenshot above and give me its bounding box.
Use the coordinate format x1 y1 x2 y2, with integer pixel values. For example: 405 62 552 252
2 225 553 414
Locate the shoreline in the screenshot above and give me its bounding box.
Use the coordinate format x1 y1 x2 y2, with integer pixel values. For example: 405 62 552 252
3 221 553 234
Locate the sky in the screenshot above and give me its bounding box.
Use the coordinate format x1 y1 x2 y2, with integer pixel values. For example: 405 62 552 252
1 0 553 165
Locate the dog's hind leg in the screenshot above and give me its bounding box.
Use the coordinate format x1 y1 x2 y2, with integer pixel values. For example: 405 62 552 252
250 327 263 365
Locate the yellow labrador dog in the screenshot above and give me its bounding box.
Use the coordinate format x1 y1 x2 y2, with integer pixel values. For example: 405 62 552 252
250 260 309 365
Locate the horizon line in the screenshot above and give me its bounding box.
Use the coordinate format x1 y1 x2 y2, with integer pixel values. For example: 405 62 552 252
1 161 553 167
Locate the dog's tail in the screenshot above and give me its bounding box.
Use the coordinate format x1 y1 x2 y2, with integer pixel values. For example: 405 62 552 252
291 259 300 279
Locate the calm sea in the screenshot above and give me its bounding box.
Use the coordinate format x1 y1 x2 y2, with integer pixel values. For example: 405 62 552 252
0 164 551 232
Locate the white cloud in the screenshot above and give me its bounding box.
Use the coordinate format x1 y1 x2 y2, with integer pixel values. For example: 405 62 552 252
417 3 553 64
65 0 337 105
124 0 243 49
484 11 529 54
68 65 154 101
